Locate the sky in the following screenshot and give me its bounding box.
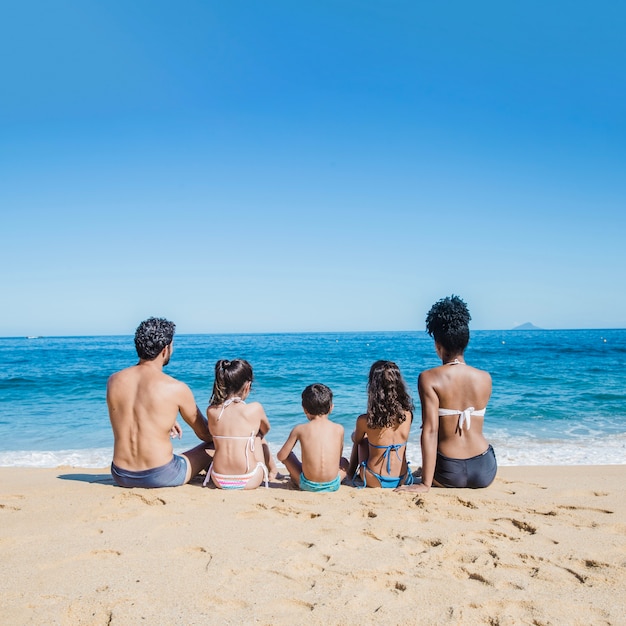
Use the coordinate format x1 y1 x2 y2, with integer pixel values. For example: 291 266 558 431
1 1 625 336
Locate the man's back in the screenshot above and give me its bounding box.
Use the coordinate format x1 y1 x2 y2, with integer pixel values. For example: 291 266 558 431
107 361 187 471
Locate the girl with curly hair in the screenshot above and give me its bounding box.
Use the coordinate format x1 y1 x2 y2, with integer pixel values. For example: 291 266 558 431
348 360 415 488
397 295 497 494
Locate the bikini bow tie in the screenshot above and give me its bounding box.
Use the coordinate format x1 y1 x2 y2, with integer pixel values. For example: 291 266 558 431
459 407 474 430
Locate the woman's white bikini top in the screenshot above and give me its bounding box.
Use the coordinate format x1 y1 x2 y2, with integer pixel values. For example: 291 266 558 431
438 359 486 430
438 407 486 430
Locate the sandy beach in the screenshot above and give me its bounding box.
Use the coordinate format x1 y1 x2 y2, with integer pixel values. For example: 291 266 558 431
1 465 625 625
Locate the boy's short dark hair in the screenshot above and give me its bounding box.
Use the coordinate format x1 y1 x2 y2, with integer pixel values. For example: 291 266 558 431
302 383 333 415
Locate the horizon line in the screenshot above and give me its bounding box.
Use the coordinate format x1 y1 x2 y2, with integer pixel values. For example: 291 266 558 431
2 327 625 340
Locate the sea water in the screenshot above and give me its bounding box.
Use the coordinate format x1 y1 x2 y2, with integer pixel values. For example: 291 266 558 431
0 330 625 468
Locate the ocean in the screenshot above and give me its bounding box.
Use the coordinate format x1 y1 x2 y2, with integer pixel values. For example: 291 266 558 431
0 330 625 468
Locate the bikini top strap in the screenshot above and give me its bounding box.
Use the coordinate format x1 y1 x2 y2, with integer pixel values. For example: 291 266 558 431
368 441 407 474
459 407 473 430
216 396 245 421
438 407 486 431
212 431 256 472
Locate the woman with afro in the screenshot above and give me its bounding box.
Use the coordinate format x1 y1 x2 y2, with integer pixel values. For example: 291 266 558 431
398 295 497 493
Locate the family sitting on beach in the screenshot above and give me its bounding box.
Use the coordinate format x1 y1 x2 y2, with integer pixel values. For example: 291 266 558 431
106 295 497 493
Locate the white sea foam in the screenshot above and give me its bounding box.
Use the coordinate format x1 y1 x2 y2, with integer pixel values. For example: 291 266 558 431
1 434 625 469
0 448 113 468
342 433 626 470
489 433 626 466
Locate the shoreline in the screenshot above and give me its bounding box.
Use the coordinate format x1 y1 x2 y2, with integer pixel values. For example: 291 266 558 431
2 432 626 469
1 465 625 624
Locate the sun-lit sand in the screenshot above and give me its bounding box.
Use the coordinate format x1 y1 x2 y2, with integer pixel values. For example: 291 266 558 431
1 465 625 625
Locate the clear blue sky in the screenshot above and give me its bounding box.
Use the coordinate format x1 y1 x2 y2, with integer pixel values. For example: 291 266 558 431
1 1 625 335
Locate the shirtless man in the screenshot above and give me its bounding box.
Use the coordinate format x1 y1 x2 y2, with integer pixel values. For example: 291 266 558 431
107 317 214 488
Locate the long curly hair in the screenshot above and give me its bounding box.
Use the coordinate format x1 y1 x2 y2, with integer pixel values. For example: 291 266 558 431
209 359 253 405
366 360 414 429
425 295 471 354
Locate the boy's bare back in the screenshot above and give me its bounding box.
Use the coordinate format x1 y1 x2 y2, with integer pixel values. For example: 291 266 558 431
287 416 345 483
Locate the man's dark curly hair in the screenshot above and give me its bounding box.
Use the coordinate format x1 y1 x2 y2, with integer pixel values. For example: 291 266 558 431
134 317 176 360
366 360 414 429
302 383 333 416
425 295 471 354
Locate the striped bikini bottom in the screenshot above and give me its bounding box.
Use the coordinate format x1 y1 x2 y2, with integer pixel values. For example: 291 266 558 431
204 461 268 489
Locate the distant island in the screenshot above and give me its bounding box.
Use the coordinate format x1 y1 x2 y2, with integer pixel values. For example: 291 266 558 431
512 322 543 330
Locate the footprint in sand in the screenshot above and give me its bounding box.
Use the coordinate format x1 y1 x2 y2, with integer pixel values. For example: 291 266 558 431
562 566 588 584
517 552 590 585
529 508 558 516
493 518 537 535
239 502 322 519
456 496 478 509
282 598 315 611
557 504 613 514
363 530 383 542
465 570 493 586
183 546 213 570
0 494 25 511
511 518 537 534
119 491 166 506
90 549 121 557
0 503 21 511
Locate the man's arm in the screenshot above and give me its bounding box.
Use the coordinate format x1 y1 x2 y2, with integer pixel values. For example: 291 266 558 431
177 384 213 443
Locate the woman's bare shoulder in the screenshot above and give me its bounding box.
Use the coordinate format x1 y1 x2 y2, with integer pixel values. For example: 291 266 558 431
468 366 492 383
418 366 442 387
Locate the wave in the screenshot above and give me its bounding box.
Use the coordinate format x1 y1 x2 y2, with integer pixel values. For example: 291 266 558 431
0 377 37 387
0 448 112 468
3 434 626 469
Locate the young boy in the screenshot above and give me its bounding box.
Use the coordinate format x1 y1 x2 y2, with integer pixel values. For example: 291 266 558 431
277 383 349 492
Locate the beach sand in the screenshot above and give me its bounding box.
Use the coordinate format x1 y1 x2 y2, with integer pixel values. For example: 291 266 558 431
1 466 625 625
